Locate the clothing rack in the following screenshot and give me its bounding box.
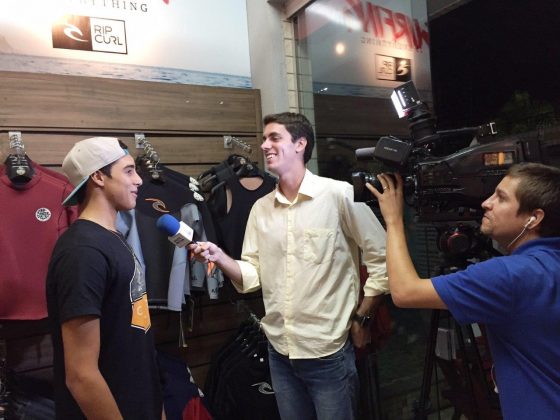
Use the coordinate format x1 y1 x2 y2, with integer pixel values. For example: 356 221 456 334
135 136 163 181
232 299 262 328
203 301 277 420
197 154 262 195
223 135 252 155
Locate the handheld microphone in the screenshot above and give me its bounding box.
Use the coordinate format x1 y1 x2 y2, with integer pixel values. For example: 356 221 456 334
156 214 194 248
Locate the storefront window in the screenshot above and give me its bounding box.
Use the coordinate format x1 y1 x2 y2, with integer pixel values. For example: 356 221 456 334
293 1 447 418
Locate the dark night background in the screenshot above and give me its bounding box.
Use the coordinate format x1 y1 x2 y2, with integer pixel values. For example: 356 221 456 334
429 0 560 131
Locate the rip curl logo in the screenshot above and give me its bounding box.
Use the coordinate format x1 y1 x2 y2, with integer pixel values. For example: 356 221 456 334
52 15 92 51
52 15 127 54
251 382 275 395
35 208 52 222
63 23 89 43
145 198 169 213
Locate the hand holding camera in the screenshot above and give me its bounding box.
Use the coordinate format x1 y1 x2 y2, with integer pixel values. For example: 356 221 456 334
366 173 405 227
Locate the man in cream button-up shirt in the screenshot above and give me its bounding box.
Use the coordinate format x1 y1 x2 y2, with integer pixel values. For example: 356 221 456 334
237 168 387 359
190 112 388 420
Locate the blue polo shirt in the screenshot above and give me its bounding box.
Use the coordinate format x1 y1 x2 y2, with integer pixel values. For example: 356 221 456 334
432 237 560 419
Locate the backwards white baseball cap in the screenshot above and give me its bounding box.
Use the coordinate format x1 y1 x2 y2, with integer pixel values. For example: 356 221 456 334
62 137 127 206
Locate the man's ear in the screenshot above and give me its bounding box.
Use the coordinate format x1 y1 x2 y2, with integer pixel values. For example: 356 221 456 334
296 137 307 154
527 208 545 229
90 170 105 187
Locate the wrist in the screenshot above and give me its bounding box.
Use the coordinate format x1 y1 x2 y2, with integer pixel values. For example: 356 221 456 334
213 246 225 265
352 313 372 327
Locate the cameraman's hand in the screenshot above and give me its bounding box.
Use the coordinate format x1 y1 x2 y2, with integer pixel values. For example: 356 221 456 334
366 173 404 225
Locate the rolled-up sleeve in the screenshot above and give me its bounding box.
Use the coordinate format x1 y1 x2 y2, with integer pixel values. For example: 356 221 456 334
341 185 389 296
233 208 262 294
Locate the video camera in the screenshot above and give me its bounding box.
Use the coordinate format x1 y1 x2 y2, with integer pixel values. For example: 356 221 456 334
353 81 544 224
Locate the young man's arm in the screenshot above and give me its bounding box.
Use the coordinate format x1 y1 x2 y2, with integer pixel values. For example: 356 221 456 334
62 316 123 420
366 174 447 309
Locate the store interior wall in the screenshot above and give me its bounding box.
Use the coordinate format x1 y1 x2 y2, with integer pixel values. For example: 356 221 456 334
0 70 269 389
246 1 290 117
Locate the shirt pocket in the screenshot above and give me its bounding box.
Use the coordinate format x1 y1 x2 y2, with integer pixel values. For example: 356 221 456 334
303 228 335 264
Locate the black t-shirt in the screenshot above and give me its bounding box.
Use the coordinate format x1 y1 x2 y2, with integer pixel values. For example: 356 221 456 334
46 220 162 419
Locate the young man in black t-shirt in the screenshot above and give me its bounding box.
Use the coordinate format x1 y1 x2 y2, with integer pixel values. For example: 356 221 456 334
47 137 163 419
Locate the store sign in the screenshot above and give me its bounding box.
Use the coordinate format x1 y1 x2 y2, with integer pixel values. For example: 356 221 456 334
348 0 429 51
300 0 430 97
375 55 411 82
0 0 251 87
52 15 127 54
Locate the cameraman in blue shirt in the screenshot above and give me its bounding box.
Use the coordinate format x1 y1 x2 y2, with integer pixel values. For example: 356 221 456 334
367 162 560 419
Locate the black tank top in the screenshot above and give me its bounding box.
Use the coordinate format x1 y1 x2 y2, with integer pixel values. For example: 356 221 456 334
214 174 276 259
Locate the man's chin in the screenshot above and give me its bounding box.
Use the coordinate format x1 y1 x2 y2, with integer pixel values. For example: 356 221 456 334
266 165 280 176
479 224 490 236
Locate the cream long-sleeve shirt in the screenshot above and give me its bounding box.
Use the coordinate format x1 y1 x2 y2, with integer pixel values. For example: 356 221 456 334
234 170 388 358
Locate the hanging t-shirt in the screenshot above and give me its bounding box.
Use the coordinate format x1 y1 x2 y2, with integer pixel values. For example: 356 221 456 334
131 168 222 306
0 164 77 320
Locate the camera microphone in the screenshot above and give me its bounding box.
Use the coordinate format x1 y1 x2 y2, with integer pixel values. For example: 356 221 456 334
156 214 194 248
355 147 376 160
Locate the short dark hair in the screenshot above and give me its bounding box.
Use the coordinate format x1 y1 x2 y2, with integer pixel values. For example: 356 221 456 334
507 163 560 237
263 112 315 164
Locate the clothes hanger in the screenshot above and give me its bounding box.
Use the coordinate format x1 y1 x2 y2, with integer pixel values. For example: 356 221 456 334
5 132 34 185
136 138 163 183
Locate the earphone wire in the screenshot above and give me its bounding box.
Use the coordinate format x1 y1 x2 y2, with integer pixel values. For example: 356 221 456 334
491 364 499 394
506 225 529 250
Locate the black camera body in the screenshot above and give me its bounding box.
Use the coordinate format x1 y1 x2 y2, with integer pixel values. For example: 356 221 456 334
353 82 546 223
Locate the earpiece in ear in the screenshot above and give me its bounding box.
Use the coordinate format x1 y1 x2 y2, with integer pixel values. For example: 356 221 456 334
525 216 537 228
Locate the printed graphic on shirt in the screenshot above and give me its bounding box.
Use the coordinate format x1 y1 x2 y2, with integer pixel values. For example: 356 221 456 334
251 382 275 395
145 197 169 213
35 207 52 222
129 256 151 331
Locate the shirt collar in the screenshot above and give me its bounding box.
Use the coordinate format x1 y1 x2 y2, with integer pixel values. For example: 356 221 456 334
512 236 560 255
298 169 318 198
274 169 317 204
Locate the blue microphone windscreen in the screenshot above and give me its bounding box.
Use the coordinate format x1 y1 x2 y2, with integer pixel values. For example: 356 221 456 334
156 214 179 236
